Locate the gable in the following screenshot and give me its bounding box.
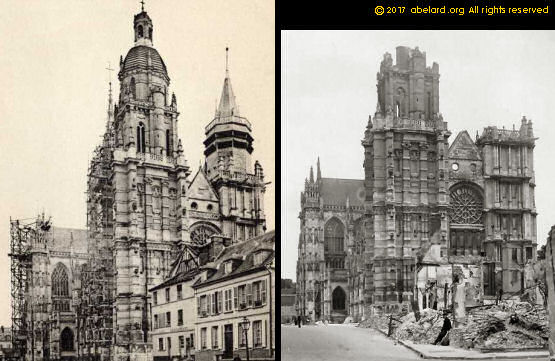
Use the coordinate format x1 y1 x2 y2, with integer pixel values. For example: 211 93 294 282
188 168 219 201
449 131 482 161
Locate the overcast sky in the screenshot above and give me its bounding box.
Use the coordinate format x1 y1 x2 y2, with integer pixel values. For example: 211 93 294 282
281 30 555 281
0 0 274 325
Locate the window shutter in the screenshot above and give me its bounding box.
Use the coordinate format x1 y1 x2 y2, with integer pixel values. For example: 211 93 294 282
233 287 238 309
217 291 223 314
247 283 252 307
261 280 267 305
197 297 201 316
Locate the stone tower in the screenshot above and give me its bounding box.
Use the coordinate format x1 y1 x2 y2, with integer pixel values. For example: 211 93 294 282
203 50 266 242
363 46 451 312
109 8 190 361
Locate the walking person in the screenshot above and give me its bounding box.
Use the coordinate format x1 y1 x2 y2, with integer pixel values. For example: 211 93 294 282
433 310 452 345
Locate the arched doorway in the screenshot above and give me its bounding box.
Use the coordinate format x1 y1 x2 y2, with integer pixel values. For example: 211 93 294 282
60 327 74 352
332 287 346 311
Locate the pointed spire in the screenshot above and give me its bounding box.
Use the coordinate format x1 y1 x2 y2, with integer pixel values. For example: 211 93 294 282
316 157 321 180
309 166 314 183
217 47 239 118
106 62 114 123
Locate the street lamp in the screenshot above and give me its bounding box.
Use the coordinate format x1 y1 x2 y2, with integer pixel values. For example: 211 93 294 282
240 316 251 361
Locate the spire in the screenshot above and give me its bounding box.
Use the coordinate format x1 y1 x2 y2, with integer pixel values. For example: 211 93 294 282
106 62 114 122
217 47 239 118
309 166 314 183
316 157 321 180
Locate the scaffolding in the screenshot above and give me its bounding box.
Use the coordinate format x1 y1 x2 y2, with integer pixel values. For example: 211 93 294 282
9 214 51 360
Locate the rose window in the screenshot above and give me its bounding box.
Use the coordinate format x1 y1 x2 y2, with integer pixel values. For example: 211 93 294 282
190 225 218 246
449 186 483 224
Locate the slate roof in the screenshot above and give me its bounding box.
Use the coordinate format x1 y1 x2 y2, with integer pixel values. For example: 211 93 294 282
319 178 365 206
122 45 168 77
193 230 275 288
149 268 200 292
49 227 88 253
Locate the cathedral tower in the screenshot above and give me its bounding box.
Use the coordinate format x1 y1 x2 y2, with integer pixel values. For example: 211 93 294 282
363 47 450 312
98 7 190 361
203 49 266 242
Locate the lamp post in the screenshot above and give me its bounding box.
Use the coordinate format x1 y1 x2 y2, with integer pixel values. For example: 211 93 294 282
240 316 251 361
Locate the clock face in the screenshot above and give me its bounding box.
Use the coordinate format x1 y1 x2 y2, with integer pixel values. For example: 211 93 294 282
451 162 459 171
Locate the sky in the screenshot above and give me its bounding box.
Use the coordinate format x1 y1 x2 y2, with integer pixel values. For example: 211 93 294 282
281 30 555 282
0 0 274 326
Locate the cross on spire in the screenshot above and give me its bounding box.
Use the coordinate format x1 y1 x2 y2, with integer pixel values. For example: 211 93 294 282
225 47 229 75
105 62 115 90
140 0 145 12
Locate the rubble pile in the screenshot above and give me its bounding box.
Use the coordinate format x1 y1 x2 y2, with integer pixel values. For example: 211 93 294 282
451 302 548 350
358 313 390 331
392 308 444 344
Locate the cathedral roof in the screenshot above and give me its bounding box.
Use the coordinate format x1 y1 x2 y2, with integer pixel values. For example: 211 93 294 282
48 227 88 254
122 45 168 78
320 178 365 207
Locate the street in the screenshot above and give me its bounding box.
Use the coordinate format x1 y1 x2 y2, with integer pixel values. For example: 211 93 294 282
281 324 550 361
282 323 419 361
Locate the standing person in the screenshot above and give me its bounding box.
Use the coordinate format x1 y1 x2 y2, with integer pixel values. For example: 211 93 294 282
297 315 302 328
433 310 452 345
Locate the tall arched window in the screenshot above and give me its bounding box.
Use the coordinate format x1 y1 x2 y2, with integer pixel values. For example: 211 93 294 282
166 129 171 156
60 327 74 351
52 263 69 297
130 77 136 99
137 25 144 38
137 122 146 153
149 27 153 40
324 218 344 253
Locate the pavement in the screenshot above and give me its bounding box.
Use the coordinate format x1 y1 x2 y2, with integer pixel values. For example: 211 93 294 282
282 323 551 361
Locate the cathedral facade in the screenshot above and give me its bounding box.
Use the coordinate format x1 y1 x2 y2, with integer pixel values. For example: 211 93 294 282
16 7 266 361
296 46 538 323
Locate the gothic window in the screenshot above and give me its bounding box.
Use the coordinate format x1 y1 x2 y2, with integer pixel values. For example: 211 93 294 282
52 263 69 297
332 287 346 310
137 25 144 38
60 327 74 351
324 218 344 253
130 77 136 99
149 27 153 40
449 186 483 224
166 129 171 156
137 122 146 153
